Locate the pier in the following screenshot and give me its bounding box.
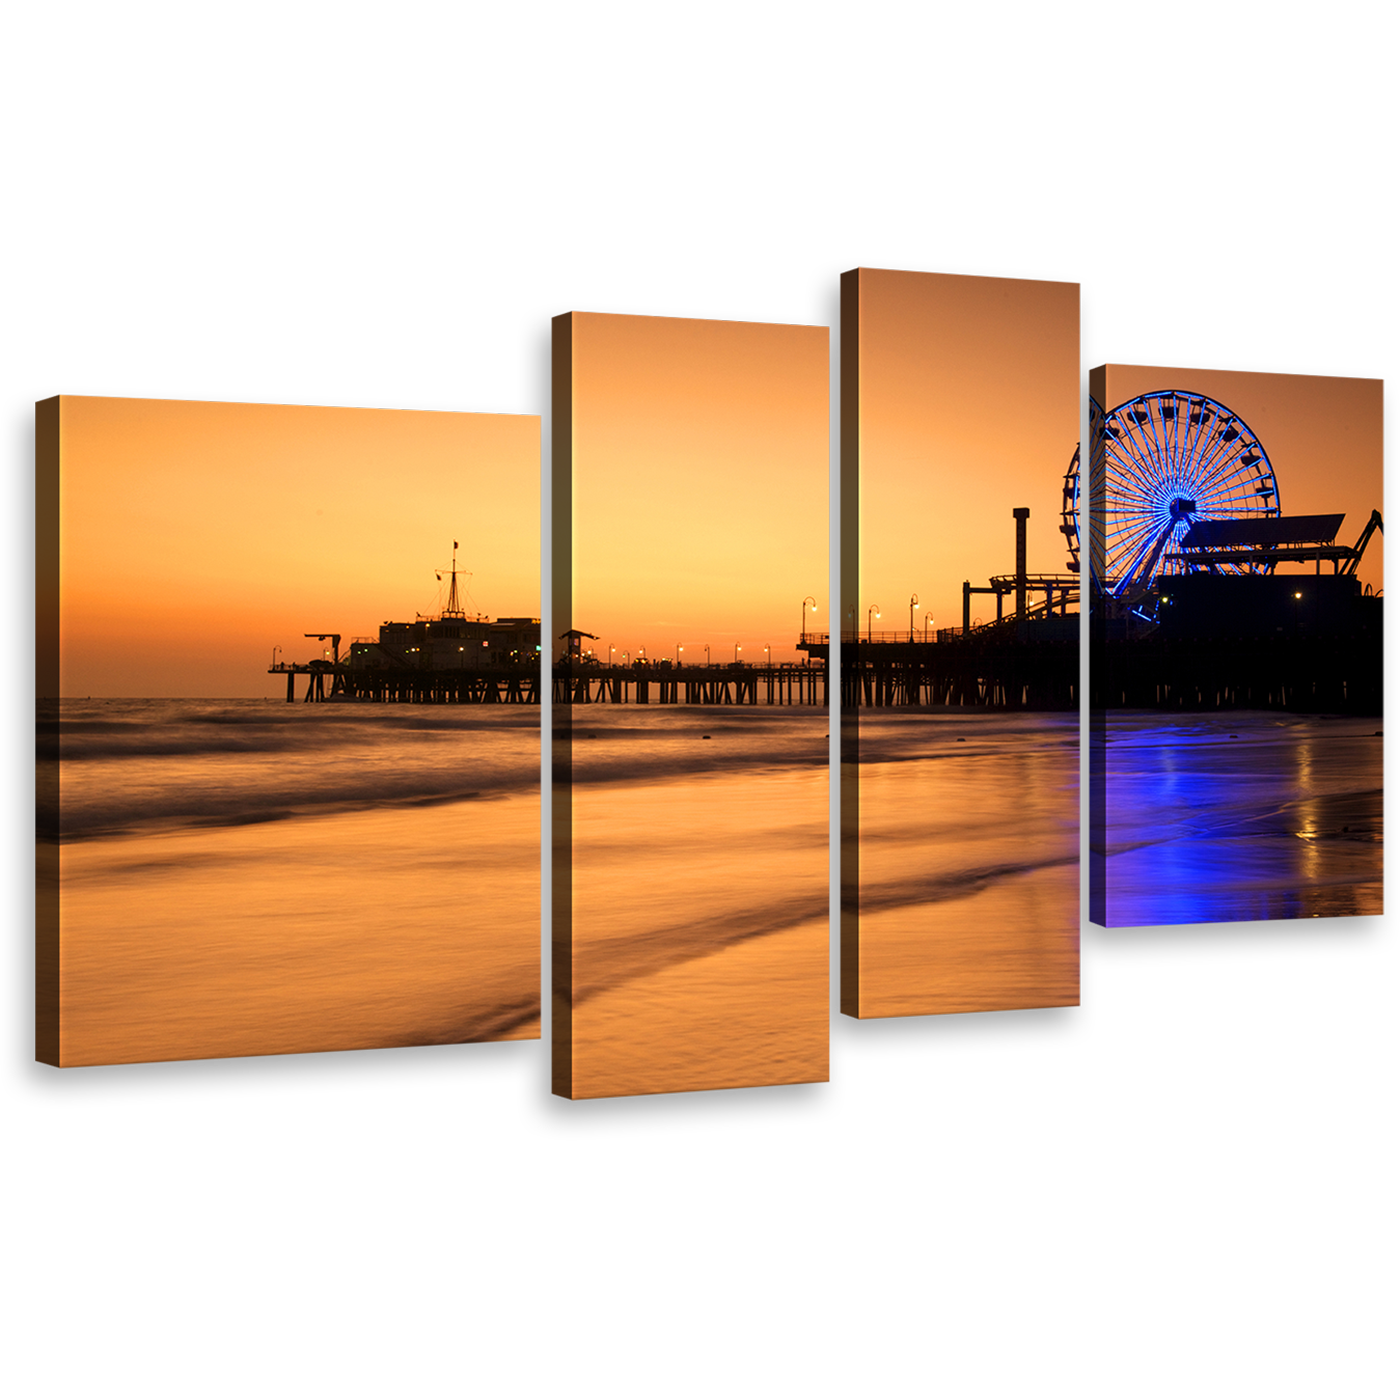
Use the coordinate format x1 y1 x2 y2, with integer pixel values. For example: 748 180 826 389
1091 632 1381 713
552 661 827 706
837 629 1077 710
270 660 540 704
557 647 1076 708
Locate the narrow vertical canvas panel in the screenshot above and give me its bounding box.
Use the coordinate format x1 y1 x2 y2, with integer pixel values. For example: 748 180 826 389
36 398 60 1066
1089 365 1383 927
36 396 541 1065
553 312 829 1099
840 268 1080 1017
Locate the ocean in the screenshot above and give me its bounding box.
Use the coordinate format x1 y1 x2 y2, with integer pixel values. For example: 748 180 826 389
41 699 541 1066
1093 710 1384 926
40 694 1382 1078
45 698 1072 1071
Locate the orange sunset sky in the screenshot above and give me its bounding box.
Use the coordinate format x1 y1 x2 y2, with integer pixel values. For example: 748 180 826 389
566 313 828 664
1101 365 1384 595
855 269 1079 635
57 397 539 697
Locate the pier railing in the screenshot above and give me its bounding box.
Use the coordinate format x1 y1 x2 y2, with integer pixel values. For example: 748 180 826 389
553 661 827 707
840 628 968 645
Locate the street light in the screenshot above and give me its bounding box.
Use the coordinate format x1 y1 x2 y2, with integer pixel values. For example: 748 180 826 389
704 644 711 667
909 593 920 642
923 614 933 642
801 595 817 644
868 604 881 644
676 644 683 665
271 645 281 669
734 643 742 664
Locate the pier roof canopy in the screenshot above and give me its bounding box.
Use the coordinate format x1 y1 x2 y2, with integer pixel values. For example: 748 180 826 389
1181 514 1345 548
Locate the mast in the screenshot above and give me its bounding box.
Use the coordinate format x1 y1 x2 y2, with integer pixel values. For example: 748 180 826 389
443 539 466 618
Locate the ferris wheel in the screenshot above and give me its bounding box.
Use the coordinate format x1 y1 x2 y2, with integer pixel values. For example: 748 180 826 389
1061 396 1102 575
1099 390 1280 597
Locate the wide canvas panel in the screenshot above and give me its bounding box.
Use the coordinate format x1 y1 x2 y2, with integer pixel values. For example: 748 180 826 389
36 396 541 1066
552 312 829 1099
840 268 1080 1017
1089 365 1384 927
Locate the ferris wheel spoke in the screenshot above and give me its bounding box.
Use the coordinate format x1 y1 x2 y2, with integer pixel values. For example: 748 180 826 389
1197 458 1269 516
1108 450 1164 501
1183 408 1227 482
1144 405 1176 482
1116 525 1169 588
1117 421 1171 494
1108 518 1164 565
1107 445 1166 500
1194 441 1251 498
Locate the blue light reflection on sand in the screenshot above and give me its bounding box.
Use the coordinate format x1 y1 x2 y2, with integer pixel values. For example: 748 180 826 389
1094 711 1382 927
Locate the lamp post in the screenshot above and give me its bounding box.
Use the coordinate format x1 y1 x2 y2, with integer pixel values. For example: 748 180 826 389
868 604 881 644
704 644 710 667
801 595 817 645
765 644 772 669
923 614 933 642
734 643 742 664
676 644 683 666
609 644 616 668
271 645 281 669
909 593 919 642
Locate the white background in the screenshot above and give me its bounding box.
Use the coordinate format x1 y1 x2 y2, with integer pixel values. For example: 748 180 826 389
3 3 1395 1396
5 4 1394 383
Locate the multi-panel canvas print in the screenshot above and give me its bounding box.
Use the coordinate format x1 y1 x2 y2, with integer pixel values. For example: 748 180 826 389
36 396 541 1066
27 257 1103 1103
840 268 1080 1017
552 312 829 1098
1089 366 1383 926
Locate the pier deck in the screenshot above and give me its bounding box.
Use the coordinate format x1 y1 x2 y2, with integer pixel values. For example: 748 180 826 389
552 662 827 706
270 661 540 704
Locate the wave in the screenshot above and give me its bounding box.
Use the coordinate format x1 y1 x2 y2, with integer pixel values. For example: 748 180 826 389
51 785 529 843
845 852 1079 916
47 700 539 762
571 889 830 1007
556 712 829 789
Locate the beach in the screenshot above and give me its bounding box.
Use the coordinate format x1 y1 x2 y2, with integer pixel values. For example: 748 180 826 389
45 700 541 1065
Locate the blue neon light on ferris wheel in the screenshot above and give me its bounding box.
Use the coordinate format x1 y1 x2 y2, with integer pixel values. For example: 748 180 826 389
1095 390 1280 597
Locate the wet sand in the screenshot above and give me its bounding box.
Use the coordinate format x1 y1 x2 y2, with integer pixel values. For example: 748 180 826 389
851 712 1079 1018
856 870 1079 1017
1095 711 1383 926
55 793 540 1066
570 921 828 1098
566 733 828 1099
